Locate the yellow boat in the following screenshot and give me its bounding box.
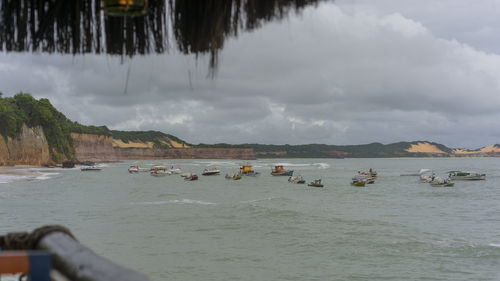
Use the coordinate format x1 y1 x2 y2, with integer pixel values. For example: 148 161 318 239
240 164 259 176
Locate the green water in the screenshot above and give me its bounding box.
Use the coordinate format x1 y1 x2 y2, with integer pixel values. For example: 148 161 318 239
1 158 500 280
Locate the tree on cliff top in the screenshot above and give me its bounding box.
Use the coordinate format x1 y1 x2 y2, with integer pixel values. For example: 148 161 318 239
0 93 77 162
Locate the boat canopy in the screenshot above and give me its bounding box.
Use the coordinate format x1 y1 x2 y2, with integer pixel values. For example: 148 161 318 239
240 165 254 172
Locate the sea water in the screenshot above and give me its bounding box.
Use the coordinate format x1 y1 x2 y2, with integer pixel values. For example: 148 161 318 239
1 158 500 281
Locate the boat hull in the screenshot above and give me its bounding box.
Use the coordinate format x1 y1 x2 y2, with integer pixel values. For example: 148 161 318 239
271 170 293 176
202 171 220 176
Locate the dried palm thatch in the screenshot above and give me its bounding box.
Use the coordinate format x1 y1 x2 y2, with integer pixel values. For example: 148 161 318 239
0 0 318 68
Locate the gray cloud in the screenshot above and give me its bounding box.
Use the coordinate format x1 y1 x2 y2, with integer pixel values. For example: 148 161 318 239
1 2 500 148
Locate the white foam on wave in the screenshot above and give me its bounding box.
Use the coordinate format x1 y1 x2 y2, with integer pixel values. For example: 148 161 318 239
314 163 330 169
131 201 169 205
35 172 60 180
132 199 216 206
170 199 216 205
194 161 237 167
0 174 29 184
489 243 500 248
239 197 277 204
268 162 330 169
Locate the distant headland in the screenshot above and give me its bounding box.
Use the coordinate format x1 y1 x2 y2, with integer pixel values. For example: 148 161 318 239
1 94 499 166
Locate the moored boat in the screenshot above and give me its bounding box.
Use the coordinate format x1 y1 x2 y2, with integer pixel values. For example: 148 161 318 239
150 166 170 177
240 164 259 176
185 174 198 181
429 176 454 187
351 175 367 186
169 167 182 174
358 168 377 179
448 171 485 180
128 165 140 173
288 175 305 184
81 165 101 171
202 167 220 176
351 181 366 187
308 179 324 187
225 173 242 180
271 165 293 176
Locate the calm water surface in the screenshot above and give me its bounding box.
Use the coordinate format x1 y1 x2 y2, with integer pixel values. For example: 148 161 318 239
1 158 500 280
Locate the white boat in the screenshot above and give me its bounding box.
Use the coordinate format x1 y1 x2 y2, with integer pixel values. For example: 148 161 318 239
169 167 182 174
225 173 242 180
429 176 454 187
81 165 101 171
128 165 139 173
202 167 220 176
448 171 485 180
288 175 305 184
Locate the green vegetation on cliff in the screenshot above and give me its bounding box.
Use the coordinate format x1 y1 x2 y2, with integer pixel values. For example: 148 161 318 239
0 93 78 161
111 130 190 148
216 141 454 158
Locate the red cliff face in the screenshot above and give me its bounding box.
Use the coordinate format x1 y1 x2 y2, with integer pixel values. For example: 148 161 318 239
71 133 118 162
0 125 51 166
72 133 255 161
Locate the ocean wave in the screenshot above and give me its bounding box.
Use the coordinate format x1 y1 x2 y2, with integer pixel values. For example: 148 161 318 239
267 162 331 169
193 161 237 167
238 197 278 204
131 199 216 206
489 243 500 248
0 169 61 183
169 199 216 205
0 174 29 184
35 172 60 180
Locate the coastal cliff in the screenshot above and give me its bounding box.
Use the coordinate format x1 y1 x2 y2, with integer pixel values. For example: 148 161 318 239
72 133 255 161
71 133 118 162
0 125 51 166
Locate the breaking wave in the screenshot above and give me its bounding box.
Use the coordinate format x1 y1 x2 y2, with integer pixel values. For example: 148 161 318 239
131 199 216 206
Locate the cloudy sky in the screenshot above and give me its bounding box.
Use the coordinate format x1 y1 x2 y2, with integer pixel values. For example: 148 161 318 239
1 0 500 148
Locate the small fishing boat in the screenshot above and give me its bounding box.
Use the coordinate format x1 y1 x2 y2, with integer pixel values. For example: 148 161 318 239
351 181 365 187
358 169 377 179
288 175 305 184
150 165 167 171
429 176 454 187
448 171 485 180
128 165 139 173
271 165 293 176
202 167 220 176
420 170 434 183
351 175 367 186
308 179 324 187
150 166 170 177
185 174 198 181
225 173 242 180
81 165 101 171
240 164 259 176
169 167 182 174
